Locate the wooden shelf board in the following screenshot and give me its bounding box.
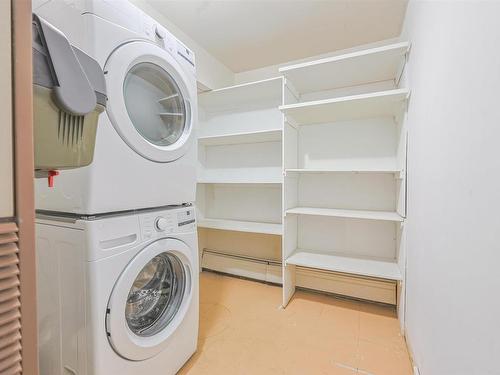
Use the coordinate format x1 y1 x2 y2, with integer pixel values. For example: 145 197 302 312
199 129 282 146
280 42 410 94
280 88 410 125
286 207 403 222
199 77 283 113
286 250 402 281
198 218 282 235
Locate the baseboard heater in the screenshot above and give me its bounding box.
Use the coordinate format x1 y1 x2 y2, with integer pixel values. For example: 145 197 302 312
201 248 397 305
295 267 397 305
201 248 282 284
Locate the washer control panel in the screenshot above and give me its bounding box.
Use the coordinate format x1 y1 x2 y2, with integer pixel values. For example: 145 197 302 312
140 206 196 240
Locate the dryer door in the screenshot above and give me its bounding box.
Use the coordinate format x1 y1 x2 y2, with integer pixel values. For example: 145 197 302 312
106 238 193 360
104 41 195 162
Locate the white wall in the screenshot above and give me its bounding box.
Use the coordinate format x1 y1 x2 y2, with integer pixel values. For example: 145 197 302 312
132 0 234 89
402 2 500 374
0 0 13 218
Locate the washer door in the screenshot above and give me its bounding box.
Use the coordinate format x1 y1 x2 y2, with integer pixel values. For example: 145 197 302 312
106 238 193 360
105 41 194 162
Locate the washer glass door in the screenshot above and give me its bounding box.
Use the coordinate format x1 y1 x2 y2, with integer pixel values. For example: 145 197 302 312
126 252 185 337
106 238 193 361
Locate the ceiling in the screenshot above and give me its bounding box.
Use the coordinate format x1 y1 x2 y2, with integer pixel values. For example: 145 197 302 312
146 0 408 73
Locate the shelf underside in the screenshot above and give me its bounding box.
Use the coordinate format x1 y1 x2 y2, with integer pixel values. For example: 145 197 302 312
280 88 409 125
286 207 403 222
198 218 282 235
286 250 402 281
280 41 409 94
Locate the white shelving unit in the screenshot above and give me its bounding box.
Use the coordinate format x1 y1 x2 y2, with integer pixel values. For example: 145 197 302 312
196 41 410 316
197 78 284 282
198 77 283 191
281 41 410 309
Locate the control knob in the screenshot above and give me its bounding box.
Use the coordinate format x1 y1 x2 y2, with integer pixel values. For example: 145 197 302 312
155 217 169 231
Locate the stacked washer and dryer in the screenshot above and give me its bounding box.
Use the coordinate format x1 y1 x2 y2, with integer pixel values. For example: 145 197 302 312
33 1 199 374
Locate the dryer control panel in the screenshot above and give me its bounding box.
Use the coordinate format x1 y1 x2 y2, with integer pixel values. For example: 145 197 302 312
140 13 196 75
139 206 196 240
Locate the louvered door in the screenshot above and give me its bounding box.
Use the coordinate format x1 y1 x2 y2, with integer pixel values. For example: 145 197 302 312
0 223 21 375
8 0 39 374
1 0 23 373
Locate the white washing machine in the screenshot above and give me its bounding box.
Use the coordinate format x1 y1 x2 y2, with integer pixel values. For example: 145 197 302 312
36 205 199 375
34 0 198 214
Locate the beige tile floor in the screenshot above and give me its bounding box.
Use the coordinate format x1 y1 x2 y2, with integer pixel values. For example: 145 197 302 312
179 271 412 375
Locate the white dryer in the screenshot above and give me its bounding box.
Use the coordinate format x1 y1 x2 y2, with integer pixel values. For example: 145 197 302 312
36 205 199 375
34 0 198 214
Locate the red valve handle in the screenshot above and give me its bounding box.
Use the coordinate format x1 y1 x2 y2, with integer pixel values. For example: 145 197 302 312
48 170 59 188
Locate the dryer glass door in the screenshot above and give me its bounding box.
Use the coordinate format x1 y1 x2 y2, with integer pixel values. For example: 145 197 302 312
123 62 186 148
125 252 186 337
105 41 195 162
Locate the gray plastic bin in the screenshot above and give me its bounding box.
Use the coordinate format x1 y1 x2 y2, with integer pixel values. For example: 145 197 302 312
32 14 107 172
